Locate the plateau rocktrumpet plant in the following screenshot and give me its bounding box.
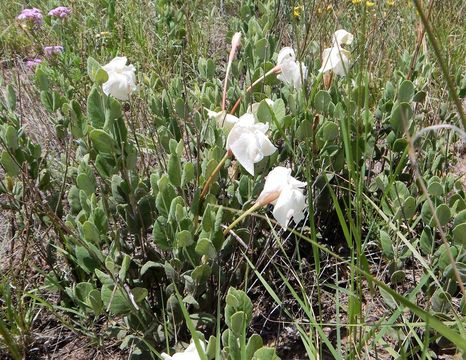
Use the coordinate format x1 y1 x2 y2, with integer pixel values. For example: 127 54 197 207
161 340 206 360
276 47 308 89
200 113 276 198
224 166 306 234
319 29 354 76
229 47 306 114
226 113 276 176
102 56 137 101
222 32 242 111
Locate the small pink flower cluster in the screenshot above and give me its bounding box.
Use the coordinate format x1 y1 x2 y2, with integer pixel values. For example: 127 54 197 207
17 8 43 25
48 6 72 18
44 46 64 56
25 58 42 69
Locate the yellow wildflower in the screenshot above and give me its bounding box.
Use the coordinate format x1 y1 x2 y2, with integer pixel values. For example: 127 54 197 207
366 1 375 6
326 4 333 11
352 0 362 4
387 0 395 5
293 5 304 18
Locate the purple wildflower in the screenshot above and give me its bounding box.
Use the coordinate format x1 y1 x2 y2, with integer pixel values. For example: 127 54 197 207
48 6 72 18
17 8 43 25
25 58 42 69
44 46 64 56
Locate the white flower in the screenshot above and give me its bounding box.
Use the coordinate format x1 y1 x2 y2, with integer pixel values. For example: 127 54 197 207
332 29 354 47
102 56 137 100
257 166 306 229
205 108 239 132
161 341 206 360
226 114 276 176
247 98 274 115
319 29 353 76
276 47 308 89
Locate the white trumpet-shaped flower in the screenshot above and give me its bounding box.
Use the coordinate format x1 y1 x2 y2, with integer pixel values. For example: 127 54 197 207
332 29 354 47
276 47 308 89
247 98 275 115
102 56 137 100
257 166 307 229
226 114 276 176
319 29 353 76
161 340 206 360
205 108 239 132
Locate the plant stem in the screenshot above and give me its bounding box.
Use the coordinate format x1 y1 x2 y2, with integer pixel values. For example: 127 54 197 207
200 151 231 199
229 65 280 115
223 201 264 236
412 0 466 128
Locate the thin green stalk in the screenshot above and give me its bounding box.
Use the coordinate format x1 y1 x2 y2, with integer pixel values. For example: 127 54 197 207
412 0 466 128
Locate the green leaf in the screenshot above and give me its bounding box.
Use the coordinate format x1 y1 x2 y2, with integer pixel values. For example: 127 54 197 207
453 223 466 246
379 230 393 259
256 101 273 124
195 238 217 258
101 285 131 315
254 38 268 59
75 282 94 302
246 334 263 360
87 57 109 84
174 97 185 118
1 151 20 177
272 99 286 121
182 162 195 186
89 129 115 154
119 254 131 281
420 227 433 255
86 289 103 316
5 126 18 151
252 347 280 360
435 203 451 227
76 173 96 196
176 230 193 248
87 87 105 128
229 311 245 335
75 246 99 274
191 264 211 283
6 84 16 112
427 181 443 196
390 102 413 132
82 221 100 244
398 80 415 102
401 196 416 219
321 121 339 142
314 90 333 114
168 154 182 187
453 209 466 228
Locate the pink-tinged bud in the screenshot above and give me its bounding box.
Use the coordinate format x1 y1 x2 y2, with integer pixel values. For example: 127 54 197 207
231 32 242 49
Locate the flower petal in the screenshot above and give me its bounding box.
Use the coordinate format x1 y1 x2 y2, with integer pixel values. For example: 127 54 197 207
272 187 306 229
255 131 276 157
103 56 128 72
229 132 257 175
333 29 353 47
258 166 291 202
277 47 296 64
103 73 131 100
